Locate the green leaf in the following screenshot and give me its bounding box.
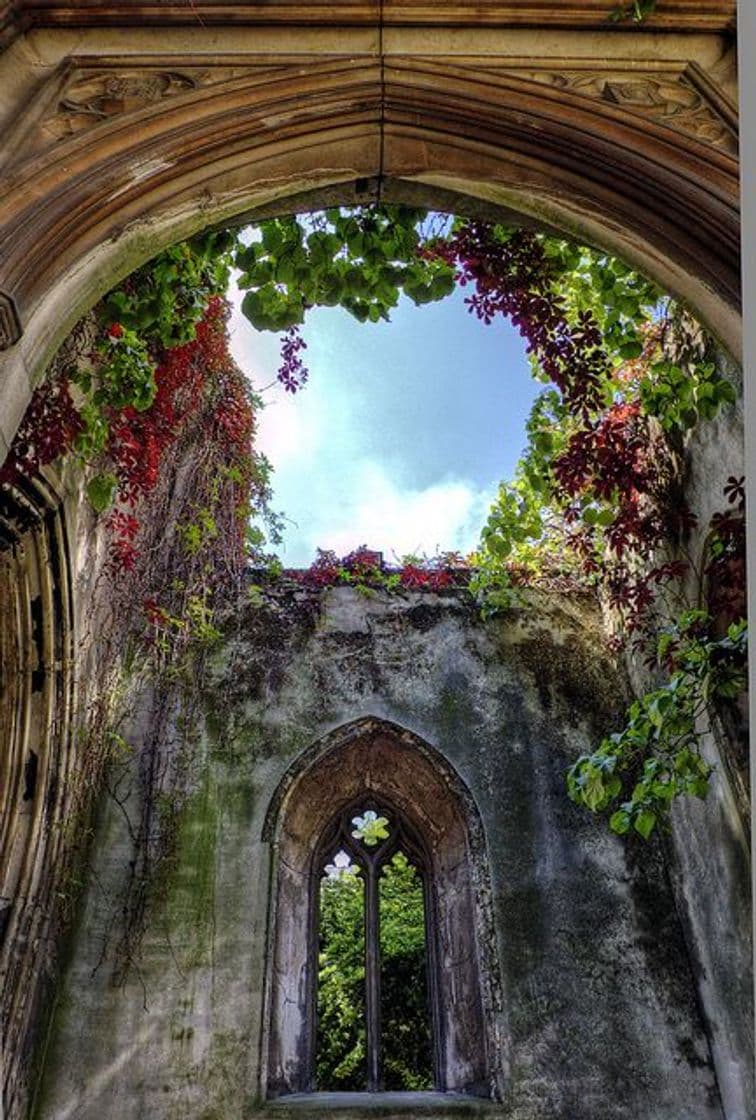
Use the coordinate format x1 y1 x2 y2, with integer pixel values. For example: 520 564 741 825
583 772 608 811
240 289 268 330
609 809 631 834
633 809 657 840
86 472 119 514
686 777 710 799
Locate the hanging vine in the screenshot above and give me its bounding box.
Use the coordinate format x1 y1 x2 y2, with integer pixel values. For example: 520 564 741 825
232 207 746 839
0 230 283 981
1 205 746 861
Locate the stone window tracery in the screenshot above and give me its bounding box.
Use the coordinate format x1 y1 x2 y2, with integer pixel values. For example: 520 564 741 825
263 718 503 1102
313 799 437 1091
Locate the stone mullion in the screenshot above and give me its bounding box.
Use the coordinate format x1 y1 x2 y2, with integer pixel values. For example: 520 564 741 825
364 856 382 1092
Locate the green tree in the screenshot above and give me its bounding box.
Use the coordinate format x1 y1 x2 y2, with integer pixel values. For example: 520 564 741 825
316 869 367 1090
316 852 432 1090
379 853 433 1091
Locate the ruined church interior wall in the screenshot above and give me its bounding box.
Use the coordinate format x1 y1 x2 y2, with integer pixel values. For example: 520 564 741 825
33 581 744 1120
0 7 748 1119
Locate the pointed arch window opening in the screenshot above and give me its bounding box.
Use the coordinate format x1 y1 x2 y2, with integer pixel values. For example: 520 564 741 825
309 797 443 1093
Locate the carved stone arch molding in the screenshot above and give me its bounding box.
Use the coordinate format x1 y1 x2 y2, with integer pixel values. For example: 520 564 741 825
262 716 505 1100
0 14 741 460
0 472 76 1119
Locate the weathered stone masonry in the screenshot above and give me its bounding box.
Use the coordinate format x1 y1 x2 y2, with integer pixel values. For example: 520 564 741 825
0 5 748 1118
36 584 728 1120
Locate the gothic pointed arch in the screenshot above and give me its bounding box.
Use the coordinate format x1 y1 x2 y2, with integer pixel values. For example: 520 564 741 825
0 14 741 452
262 716 504 1100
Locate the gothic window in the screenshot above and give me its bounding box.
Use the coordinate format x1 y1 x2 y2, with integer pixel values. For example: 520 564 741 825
314 800 437 1091
264 718 502 1101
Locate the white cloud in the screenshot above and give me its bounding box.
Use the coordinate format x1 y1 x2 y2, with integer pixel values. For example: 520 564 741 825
227 292 500 567
254 384 322 465
285 459 494 565
228 302 350 470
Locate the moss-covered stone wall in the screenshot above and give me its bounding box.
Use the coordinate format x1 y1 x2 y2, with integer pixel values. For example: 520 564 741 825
34 584 732 1120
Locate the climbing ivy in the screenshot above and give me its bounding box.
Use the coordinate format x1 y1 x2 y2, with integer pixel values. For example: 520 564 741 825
0 232 279 980
3 204 745 845
231 206 745 837
568 613 747 838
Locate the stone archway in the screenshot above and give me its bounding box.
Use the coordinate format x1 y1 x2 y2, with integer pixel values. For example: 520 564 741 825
263 716 503 1101
0 2 740 460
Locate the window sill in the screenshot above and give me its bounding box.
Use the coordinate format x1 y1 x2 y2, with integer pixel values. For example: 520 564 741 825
257 1092 502 1118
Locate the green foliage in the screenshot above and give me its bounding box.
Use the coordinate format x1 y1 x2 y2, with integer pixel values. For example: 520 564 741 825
69 324 157 463
521 388 572 490
540 239 660 371
86 471 119 514
609 0 657 22
468 391 586 613
235 206 454 332
67 232 237 506
316 870 366 1089
316 852 432 1091
379 853 433 1091
185 593 223 646
567 614 747 837
469 473 545 613
639 359 737 433
480 476 544 562
467 227 738 615
178 508 219 556
468 234 664 617
74 401 111 458
76 323 156 409
102 230 235 348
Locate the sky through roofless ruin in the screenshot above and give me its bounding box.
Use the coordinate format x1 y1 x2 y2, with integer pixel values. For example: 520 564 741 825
229 281 538 566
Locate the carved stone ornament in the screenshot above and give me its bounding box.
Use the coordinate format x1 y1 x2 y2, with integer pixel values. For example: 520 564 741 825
42 69 202 141
510 67 737 154
19 55 736 164
0 60 282 165
0 292 22 350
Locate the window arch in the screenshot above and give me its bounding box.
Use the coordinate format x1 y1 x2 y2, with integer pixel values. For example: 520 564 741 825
263 717 503 1100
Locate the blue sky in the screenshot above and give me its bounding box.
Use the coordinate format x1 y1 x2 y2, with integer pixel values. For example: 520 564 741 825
228 284 539 567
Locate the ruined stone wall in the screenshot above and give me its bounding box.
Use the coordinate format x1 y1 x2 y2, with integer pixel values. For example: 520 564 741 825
34 584 730 1120
8 354 749 1120
653 348 752 1120
0 459 126 1120
0 7 745 1104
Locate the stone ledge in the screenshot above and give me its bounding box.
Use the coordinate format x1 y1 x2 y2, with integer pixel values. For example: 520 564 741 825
256 1093 503 1119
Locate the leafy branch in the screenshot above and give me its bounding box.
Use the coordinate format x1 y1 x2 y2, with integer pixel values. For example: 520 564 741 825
567 613 747 838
